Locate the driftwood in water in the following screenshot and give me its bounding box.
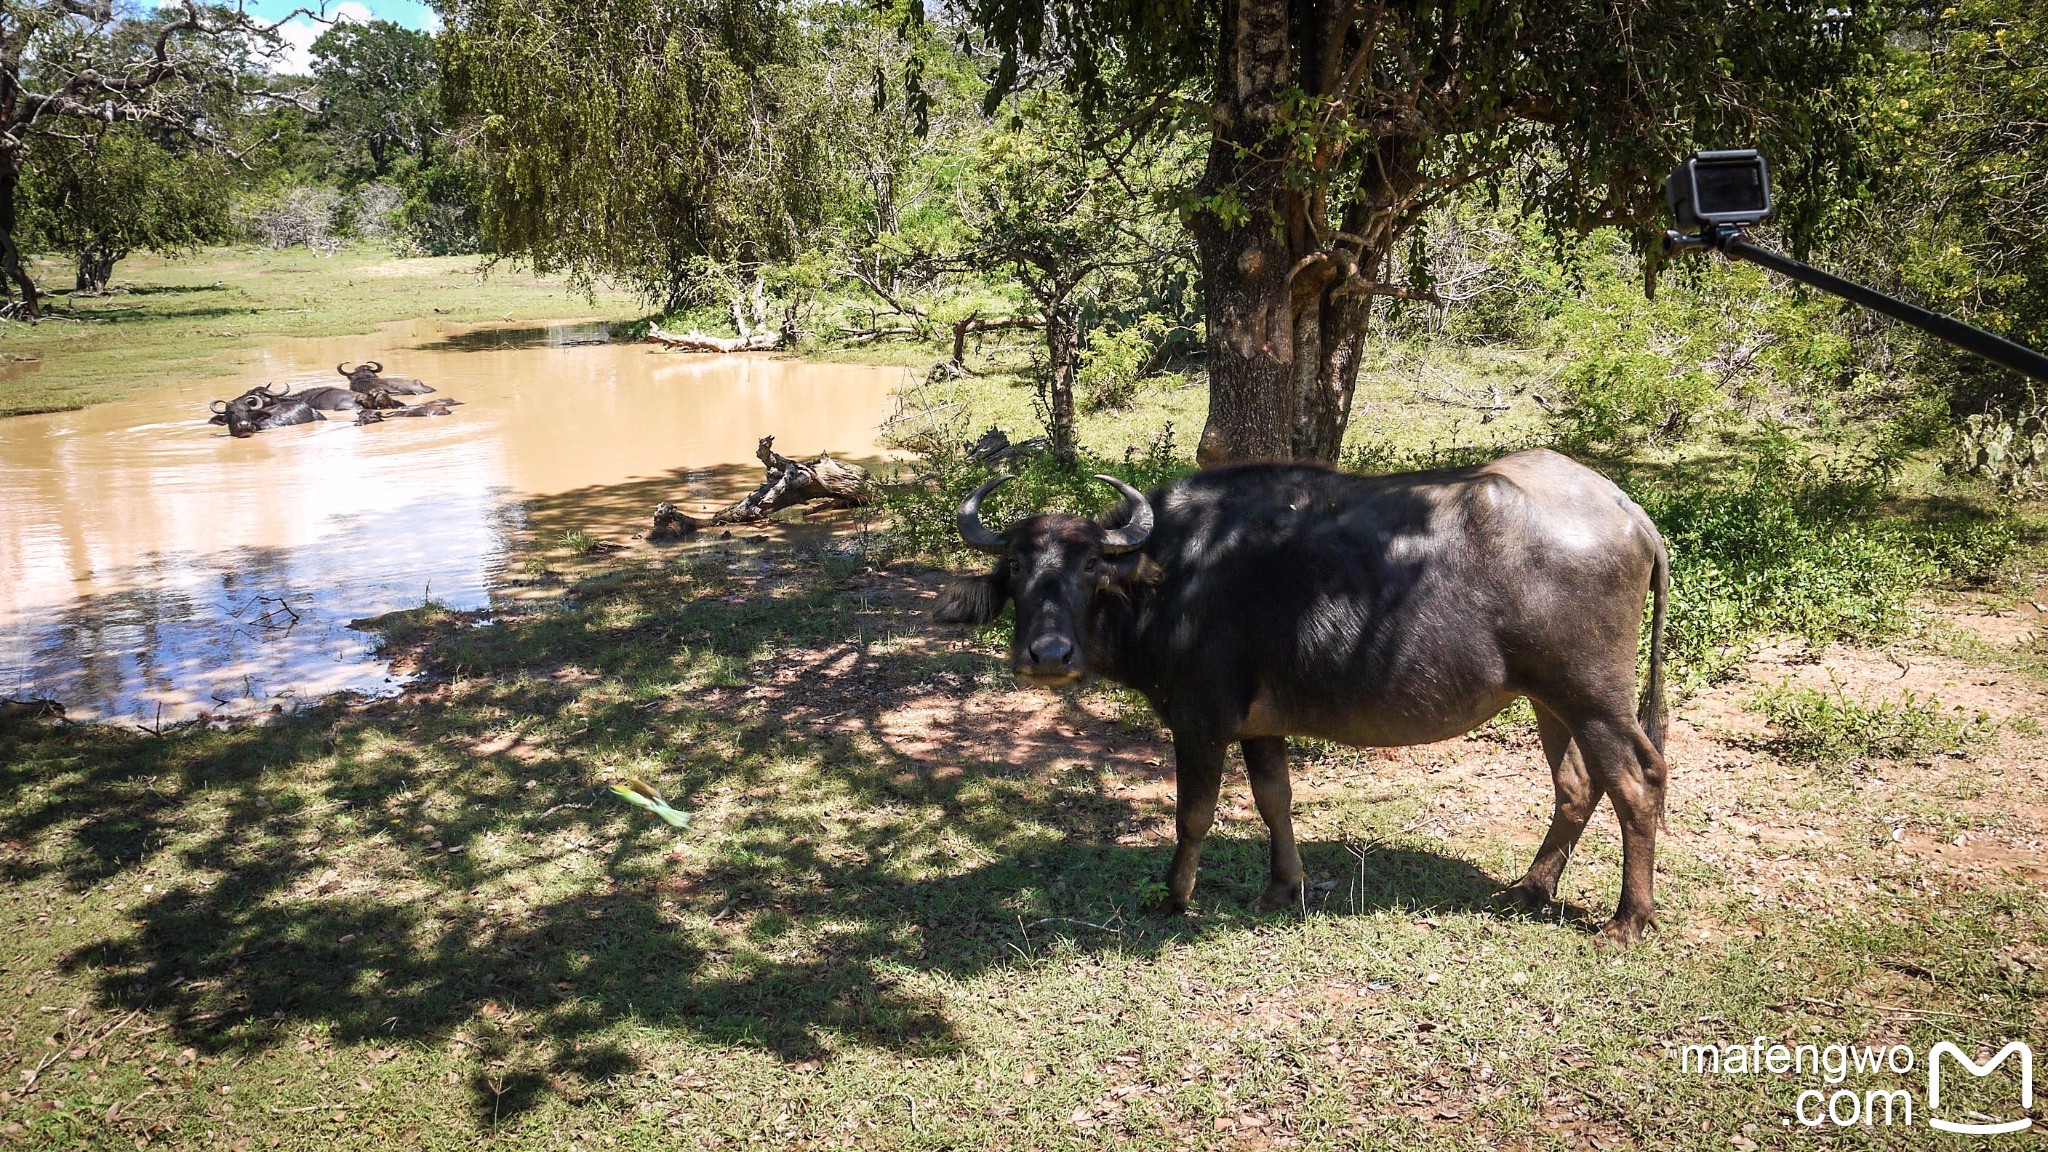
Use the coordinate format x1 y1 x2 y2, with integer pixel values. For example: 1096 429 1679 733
646 322 781 353
0 698 63 726
712 435 874 524
647 277 790 353
648 502 705 542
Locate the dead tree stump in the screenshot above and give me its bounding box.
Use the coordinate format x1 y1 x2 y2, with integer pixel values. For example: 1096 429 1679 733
647 502 705 542
711 436 874 524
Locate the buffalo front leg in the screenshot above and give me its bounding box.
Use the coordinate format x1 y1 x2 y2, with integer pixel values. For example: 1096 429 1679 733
1161 733 1226 914
1501 701 1603 912
1243 737 1305 913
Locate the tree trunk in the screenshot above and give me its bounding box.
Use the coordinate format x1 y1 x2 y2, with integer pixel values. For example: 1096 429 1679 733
1040 301 1079 465
0 157 40 317
75 238 120 294
1190 0 1420 467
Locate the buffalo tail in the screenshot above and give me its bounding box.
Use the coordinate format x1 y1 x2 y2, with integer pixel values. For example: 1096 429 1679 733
1638 540 1670 755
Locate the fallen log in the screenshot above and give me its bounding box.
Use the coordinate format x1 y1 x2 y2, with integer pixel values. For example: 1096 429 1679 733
645 322 781 353
950 313 1044 367
712 435 874 524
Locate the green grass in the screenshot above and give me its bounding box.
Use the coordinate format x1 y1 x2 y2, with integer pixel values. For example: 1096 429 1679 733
1750 680 1997 768
2 544 2043 1151
0 246 641 414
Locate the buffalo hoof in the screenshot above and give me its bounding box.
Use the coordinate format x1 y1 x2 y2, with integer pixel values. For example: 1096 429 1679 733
1247 879 1304 914
1595 914 1653 949
1494 880 1555 915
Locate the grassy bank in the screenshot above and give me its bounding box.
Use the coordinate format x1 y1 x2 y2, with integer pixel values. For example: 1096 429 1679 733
0 247 641 415
2 532 2043 1150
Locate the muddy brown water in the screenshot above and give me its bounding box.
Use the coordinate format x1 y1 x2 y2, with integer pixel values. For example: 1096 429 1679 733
0 320 908 725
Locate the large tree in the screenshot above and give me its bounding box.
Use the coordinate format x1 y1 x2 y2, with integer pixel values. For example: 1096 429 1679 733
310 18 439 184
440 0 845 308
21 124 233 292
963 0 1884 463
0 1 298 316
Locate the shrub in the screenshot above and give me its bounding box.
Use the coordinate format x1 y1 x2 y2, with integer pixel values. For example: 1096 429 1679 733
1549 349 1723 449
1950 398 2048 495
1752 678 1994 768
1076 320 1157 412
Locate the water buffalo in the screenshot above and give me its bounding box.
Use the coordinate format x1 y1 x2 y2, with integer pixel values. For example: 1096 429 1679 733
933 450 1671 944
338 361 434 396
206 383 403 436
208 385 322 437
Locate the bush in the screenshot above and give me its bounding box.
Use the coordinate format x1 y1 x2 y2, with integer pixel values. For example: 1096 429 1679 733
239 186 343 250
877 426 1189 567
1752 678 1994 768
1075 322 1154 412
1550 349 1723 449
1950 398 2048 496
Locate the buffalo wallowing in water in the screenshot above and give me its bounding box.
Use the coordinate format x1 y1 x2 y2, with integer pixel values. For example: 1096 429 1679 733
207 382 458 437
338 361 434 397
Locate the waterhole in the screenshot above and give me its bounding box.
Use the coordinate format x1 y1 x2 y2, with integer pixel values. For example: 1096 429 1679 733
0 320 908 724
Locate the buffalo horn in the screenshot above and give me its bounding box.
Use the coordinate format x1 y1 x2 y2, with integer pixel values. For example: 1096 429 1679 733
209 398 229 414
365 360 382 374
1093 475 1154 553
955 475 1012 554
337 362 353 376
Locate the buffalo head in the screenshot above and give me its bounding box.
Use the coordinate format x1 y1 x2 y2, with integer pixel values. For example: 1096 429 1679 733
208 384 290 438
933 474 1156 685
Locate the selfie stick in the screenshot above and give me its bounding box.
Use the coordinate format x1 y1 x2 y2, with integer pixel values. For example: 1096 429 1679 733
1664 151 2048 383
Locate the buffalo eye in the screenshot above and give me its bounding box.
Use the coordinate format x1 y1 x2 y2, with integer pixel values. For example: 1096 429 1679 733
1083 558 1098 574
1007 558 1022 575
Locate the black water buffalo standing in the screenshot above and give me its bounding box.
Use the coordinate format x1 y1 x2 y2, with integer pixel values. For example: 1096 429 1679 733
339 361 434 396
933 450 1671 944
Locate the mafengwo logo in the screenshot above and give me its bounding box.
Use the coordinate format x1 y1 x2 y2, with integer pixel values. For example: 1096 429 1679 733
1928 1041 2032 1135
1673 1037 2035 1132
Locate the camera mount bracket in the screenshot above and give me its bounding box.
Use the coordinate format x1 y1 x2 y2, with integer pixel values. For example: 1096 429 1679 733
1663 152 2048 383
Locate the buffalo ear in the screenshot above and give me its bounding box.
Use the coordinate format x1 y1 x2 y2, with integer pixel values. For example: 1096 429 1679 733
932 573 1007 625
1105 553 1164 592
208 414 227 425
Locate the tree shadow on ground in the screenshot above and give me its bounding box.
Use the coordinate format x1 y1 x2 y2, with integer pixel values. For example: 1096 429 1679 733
0 501 1565 1125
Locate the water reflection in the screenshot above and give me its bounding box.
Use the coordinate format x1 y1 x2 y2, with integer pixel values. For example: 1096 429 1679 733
0 320 906 723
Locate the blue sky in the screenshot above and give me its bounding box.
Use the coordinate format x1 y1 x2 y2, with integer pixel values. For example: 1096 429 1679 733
237 1 441 72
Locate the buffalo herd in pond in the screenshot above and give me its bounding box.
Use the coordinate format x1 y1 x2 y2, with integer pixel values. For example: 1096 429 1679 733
207 361 460 438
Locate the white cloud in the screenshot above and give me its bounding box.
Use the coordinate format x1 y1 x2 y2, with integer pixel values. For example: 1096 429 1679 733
261 2 374 76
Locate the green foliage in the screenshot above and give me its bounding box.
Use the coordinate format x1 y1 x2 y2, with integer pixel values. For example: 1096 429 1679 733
20 126 234 288
878 432 1189 568
1752 678 1995 768
1076 319 1161 412
1631 441 1936 688
1856 0 2048 410
1951 398 2048 496
1549 350 1722 451
440 0 906 307
311 21 440 184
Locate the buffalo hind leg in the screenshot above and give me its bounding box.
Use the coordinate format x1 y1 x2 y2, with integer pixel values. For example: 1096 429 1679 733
1161 733 1226 914
1243 737 1305 913
1573 714 1667 945
1500 701 1602 913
